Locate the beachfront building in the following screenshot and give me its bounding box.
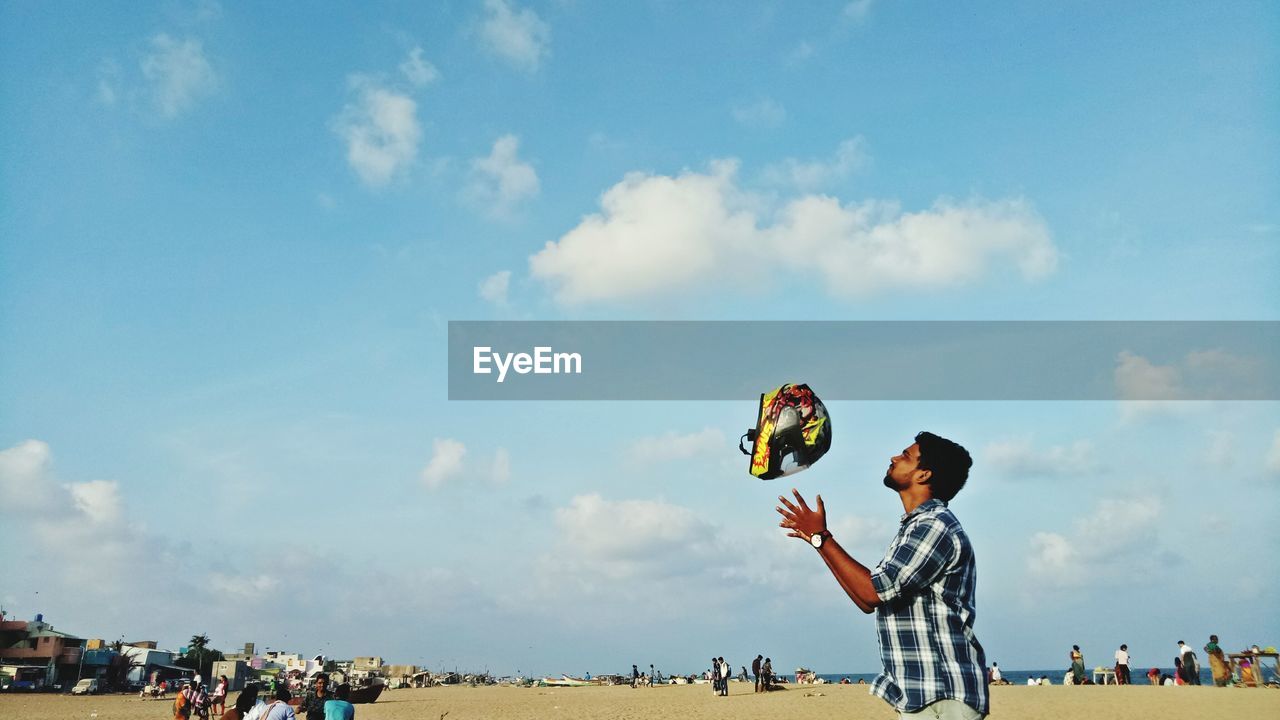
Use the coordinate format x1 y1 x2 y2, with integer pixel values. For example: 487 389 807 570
211 660 253 691
121 644 188 686
0 612 85 689
353 656 384 672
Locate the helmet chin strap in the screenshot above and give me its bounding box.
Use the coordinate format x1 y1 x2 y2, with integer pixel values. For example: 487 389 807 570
738 429 757 455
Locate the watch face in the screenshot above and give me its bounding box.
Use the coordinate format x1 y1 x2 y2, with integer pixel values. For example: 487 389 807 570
810 533 823 548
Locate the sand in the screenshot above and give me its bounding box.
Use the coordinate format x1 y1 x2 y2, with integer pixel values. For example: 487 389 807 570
4 683 1276 720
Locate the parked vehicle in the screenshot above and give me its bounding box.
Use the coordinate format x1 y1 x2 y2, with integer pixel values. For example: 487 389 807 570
71 678 100 695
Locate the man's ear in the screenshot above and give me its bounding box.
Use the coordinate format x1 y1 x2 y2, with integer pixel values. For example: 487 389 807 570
914 468 932 486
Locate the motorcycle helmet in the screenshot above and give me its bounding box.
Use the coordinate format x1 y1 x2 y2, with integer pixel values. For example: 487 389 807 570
739 383 831 479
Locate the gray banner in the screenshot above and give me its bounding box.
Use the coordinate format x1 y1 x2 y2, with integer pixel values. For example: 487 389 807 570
448 321 1280 401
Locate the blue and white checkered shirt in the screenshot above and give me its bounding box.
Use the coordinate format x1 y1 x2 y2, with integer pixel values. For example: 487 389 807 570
869 499 989 715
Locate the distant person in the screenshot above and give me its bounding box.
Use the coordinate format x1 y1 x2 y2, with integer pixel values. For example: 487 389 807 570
1038 675 1049 686
752 655 763 693
719 658 730 696
1173 657 1186 685
178 678 210 720
631 664 639 689
1177 641 1200 685
762 658 773 691
1114 644 1131 685
323 684 354 720
1069 645 1086 685
740 666 748 682
1204 635 1231 687
1146 667 1160 686
710 658 720 695
300 674 335 718
211 675 229 716
989 662 1002 684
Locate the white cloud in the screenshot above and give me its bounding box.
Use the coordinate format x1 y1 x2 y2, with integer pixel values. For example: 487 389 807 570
627 428 725 463
1028 531 1083 586
731 98 786 129
478 270 512 305
829 513 895 557
983 437 1097 479
421 438 467 489
551 494 721 581
1027 494 1164 589
491 447 511 485
68 480 123 525
843 0 875 23
399 46 439 87
333 77 422 187
0 440 148 591
141 33 217 118
465 134 539 218
530 161 1056 304
1115 351 1183 401
207 572 280 601
761 137 869 190
1267 429 1280 476
0 439 59 512
479 0 550 72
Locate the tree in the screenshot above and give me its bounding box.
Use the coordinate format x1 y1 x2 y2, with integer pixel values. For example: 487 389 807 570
176 633 224 680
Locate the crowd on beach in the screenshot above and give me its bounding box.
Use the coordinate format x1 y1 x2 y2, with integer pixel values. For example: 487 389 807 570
168 672 356 720
624 654 780 694
987 634 1274 688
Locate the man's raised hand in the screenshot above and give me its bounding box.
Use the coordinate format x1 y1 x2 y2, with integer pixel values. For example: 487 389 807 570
776 488 827 541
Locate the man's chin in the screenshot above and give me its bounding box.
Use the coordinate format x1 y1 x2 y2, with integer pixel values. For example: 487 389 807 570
882 474 895 489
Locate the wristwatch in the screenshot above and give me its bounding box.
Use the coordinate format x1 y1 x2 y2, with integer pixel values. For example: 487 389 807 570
810 530 832 549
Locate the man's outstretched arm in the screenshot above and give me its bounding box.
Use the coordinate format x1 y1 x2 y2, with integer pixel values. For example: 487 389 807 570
777 489 880 614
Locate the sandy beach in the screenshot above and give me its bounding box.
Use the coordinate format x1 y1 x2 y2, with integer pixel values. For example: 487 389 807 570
4 683 1276 720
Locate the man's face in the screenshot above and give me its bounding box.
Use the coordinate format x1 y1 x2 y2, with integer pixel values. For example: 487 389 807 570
883 442 926 490
316 677 327 693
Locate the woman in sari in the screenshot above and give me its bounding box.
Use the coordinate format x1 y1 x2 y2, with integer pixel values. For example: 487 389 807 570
1069 645 1086 685
1204 635 1231 687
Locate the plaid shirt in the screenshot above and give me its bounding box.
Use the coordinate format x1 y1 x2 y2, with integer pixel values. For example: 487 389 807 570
869 499 988 715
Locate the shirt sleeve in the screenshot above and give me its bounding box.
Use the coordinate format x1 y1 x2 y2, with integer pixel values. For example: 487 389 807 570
870 516 955 603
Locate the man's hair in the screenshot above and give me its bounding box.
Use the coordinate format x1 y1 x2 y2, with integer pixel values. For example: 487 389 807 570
915 431 972 502
275 687 291 702
315 673 329 683
235 684 259 713
1120 644 1127 650
336 683 350 701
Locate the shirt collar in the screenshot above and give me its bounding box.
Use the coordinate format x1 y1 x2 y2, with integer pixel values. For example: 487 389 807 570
900 498 946 524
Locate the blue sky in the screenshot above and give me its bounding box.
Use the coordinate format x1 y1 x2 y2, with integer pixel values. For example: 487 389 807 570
1 1 1277 677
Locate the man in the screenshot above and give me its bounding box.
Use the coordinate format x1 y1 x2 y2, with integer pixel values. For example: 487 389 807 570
323 683 355 720
719 657 730 696
777 432 988 719
631 664 639 689
752 654 763 693
1177 641 1201 685
1114 644 1131 685
299 674 335 718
